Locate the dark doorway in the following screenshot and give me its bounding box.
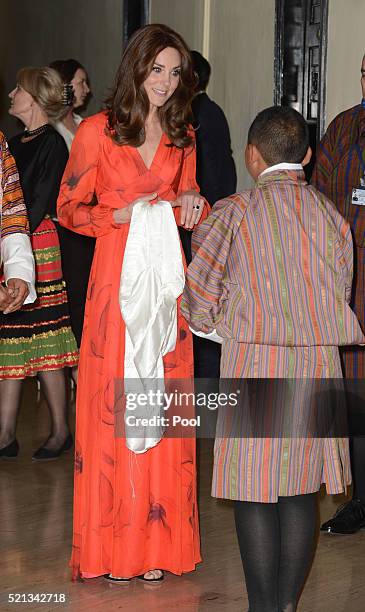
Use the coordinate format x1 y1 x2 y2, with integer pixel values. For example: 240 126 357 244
123 0 150 46
274 0 328 179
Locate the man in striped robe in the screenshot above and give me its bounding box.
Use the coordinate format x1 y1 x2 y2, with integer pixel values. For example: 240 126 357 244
312 54 365 534
182 106 365 611
0 130 35 312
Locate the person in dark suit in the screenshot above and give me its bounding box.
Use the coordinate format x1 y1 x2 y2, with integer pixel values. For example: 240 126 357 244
188 51 237 381
191 50 237 209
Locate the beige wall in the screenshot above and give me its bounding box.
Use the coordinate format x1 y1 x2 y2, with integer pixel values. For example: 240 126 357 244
0 0 124 137
150 0 205 52
150 0 275 190
3 2 364 179
326 0 365 127
208 0 275 188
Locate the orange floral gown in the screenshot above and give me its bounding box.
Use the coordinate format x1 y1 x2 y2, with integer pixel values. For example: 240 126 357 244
57 112 207 579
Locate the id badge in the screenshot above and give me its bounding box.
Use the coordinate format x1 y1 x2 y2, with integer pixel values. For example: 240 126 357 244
351 187 365 205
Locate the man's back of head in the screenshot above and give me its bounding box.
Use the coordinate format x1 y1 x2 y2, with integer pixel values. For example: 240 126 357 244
248 106 309 166
191 50 211 91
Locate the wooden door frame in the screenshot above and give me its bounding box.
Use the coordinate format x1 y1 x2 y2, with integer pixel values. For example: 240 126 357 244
274 0 329 139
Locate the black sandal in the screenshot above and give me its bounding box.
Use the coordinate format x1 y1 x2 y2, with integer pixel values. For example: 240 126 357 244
137 570 164 583
103 574 131 583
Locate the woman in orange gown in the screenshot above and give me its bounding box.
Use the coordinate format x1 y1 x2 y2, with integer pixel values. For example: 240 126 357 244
57 24 208 582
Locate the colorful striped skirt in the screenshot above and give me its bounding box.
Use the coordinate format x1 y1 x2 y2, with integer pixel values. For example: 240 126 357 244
0 218 78 379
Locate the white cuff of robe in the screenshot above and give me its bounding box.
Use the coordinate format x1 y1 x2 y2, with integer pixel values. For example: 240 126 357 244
189 327 223 344
2 233 36 304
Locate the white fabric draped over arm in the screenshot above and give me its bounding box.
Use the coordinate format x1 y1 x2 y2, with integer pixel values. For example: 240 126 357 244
120 200 185 453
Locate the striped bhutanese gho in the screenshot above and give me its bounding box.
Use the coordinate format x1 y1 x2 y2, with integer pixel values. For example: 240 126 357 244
181 169 364 501
182 169 364 348
312 104 365 377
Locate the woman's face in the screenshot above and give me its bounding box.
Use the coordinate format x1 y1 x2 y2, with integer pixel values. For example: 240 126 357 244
71 68 90 108
143 47 181 110
8 84 34 121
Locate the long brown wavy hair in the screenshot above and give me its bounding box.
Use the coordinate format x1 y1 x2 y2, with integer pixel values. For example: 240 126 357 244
106 24 196 148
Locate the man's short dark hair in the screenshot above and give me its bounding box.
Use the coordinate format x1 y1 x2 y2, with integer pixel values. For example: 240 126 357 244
191 50 211 90
248 106 309 165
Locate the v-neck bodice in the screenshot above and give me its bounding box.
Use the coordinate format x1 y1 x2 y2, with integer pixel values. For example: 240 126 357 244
134 131 165 172
58 111 205 239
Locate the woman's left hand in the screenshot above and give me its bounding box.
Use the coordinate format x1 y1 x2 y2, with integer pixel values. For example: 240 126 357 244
172 190 205 229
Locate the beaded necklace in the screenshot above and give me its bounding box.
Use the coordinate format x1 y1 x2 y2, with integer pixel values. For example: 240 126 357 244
23 124 51 139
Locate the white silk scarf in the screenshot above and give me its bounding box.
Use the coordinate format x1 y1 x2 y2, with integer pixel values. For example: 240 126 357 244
119 200 185 453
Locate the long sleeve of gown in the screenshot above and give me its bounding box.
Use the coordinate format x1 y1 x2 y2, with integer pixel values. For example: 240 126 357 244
57 120 118 237
181 196 245 333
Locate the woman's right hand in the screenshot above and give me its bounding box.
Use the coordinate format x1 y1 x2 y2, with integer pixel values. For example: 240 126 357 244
113 193 157 224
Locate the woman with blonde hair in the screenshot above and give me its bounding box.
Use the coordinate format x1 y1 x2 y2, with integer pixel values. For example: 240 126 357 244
0 67 78 460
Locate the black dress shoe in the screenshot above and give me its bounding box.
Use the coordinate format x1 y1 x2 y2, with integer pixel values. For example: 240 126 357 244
321 498 365 534
0 439 19 459
32 433 73 461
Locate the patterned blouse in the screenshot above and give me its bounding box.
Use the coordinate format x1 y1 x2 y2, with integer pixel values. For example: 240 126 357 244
0 130 29 239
